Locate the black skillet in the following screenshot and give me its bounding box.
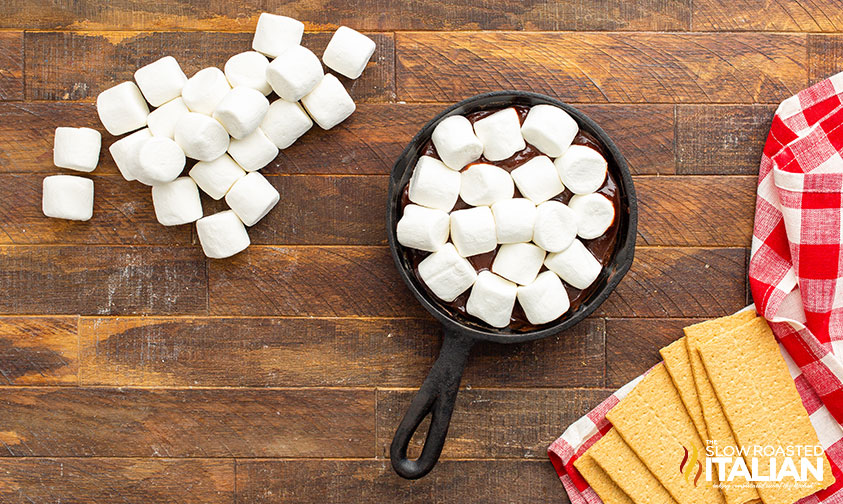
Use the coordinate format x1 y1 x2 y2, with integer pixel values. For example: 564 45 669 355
387 90 637 479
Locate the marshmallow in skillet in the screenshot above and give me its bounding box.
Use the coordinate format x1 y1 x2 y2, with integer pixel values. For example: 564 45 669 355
517 271 570 325
174 112 230 162
466 271 517 328
266 45 324 102
431 115 483 170
181 67 231 116
533 201 577 253
261 99 313 149
510 155 564 204
520 105 578 158
213 87 270 139
147 97 189 139
473 107 525 161
544 239 602 289
555 145 607 195
151 177 203 226
42 175 94 221
417 243 477 302
459 164 514 206
569 193 615 240
189 154 246 200
109 128 151 181
300 74 356 130
133 56 187 107
224 51 272 95
407 156 460 212
491 242 546 286
53 127 101 172
322 26 376 80
492 198 536 244
228 128 279 172
96 81 149 136
252 13 304 58
196 210 251 259
450 206 496 257
225 172 280 226
134 137 186 186
396 204 450 252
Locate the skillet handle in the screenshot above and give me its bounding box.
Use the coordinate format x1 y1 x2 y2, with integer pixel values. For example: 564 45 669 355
390 330 474 479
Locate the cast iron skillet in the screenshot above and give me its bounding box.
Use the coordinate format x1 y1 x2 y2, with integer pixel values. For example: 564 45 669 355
387 90 637 479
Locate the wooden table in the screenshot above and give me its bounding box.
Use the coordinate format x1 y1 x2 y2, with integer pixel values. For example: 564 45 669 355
0 1 839 502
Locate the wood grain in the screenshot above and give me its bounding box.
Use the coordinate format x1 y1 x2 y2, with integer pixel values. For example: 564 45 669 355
0 32 23 101
693 0 843 32
808 35 843 84
0 317 77 385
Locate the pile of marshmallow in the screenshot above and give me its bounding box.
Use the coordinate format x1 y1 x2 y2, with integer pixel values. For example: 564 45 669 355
43 14 376 258
397 105 616 329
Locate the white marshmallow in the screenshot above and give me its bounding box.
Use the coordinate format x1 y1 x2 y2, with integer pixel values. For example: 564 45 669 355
431 115 483 170
396 204 449 252
569 193 615 240
96 81 149 136
450 206 496 257
520 105 579 158
133 56 187 107
181 67 231 116
472 107 525 161
42 175 94 221
228 128 279 172
491 242 546 285
517 271 570 324
108 128 151 181
407 156 460 212
173 112 230 162
322 26 376 80
134 137 186 186
266 45 324 102
491 198 536 244
196 210 251 259
466 271 517 328
147 97 190 139
555 145 607 195
53 127 101 172
300 74 356 130
459 164 513 206
417 243 477 302
261 99 313 149
252 13 304 58
212 87 270 139
224 172 280 226
545 239 602 290
533 201 578 253
510 155 564 204
189 154 246 200
224 51 272 95
151 177 203 226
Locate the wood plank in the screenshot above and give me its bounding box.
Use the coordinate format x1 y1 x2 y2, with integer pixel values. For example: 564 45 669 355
395 32 806 104
0 387 373 457
693 0 843 32
0 246 207 315
0 458 234 504
0 32 23 100
808 35 843 84
0 317 77 385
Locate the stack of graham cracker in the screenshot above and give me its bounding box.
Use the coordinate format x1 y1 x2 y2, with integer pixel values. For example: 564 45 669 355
575 311 836 504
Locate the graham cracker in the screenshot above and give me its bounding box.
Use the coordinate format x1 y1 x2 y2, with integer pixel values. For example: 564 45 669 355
699 317 836 504
660 337 707 440
574 452 635 504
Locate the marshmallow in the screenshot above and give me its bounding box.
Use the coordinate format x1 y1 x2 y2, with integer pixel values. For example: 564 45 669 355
224 51 272 95
431 115 483 170
42 175 94 221
466 271 517 328
517 271 570 324
181 67 231 116
472 107 525 161
555 145 607 195
300 74 356 130
133 56 187 107
491 242 546 285
228 128 278 172
225 172 280 226
134 137 186 186
252 13 304 58
108 128 151 181
266 45 324 102
53 127 101 172
213 87 270 139
533 201 578 253
459 163 514 206
147 97 190 139
520 105 579 158
407 156 460 212
545 239 602 289
417 243 477 302
151 177 203 226
491 198 536 244
322 26 376 80
174 112 230 162
261 99 313 149
510 155 564 204
396 204 449 252
189 154 246 200
569 193 615 239
450 206 496 257
196 210 251 259
96 81 149 136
